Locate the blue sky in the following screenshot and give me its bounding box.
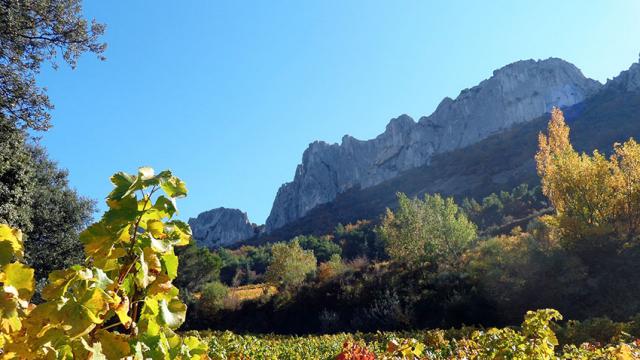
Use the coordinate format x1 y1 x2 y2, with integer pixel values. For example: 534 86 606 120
38 1 640 224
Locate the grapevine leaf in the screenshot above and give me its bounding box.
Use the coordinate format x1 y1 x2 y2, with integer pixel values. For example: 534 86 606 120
142 233 172 253
135 250 151 288
139 332 170 359
80 288 111 323
85 341 108 360
3 262 34 301
92 268 114 290
108 172 135 200
162 253 179 280
79 223 116 257
0 289 22 333
147 219 165 238
114 295 132 328
160 176 188 198
143 247 162 274
158 298 186 329
141 168 172 188
24 301 62 337
59 300 99 338
148 273 174 297
183 335 210 356
120 275 136 298
165 220 192 246
42 269 77 300
154 196 177 218
138 297 161 336
138 166 155 180
132 341 148 360
104 196 139 226
0 241 14 266
95 329 131 359
0 224 23 259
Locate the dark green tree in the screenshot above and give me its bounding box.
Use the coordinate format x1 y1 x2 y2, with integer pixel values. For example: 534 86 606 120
295 234 341 262
1 0 106 131
24 146 95 279
175 244 223 292
0 125 95 280
0 123 34 231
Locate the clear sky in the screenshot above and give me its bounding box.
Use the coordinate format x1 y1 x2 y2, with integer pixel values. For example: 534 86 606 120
38 1 640 224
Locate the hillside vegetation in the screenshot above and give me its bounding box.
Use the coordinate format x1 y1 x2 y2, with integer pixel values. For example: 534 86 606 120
177 110 640 341
3 109 640 358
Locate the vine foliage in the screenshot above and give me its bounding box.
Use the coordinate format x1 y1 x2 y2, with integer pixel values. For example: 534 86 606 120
0 167 210 359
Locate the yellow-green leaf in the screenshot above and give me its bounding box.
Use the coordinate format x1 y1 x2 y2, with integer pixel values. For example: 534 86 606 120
0 224 23 260
162 253 179 280
136 250 151 288
79 223 115 257
114 295 132 328
147 219 165 238
3 262 34 301
95 329 131 359
160 176 188 198
108 172 135 200
59 300 98 338
0 289 22 333
104 196 139 226
158 298 186 329
80 287 111 323
43 268 78 300
143 247 162 274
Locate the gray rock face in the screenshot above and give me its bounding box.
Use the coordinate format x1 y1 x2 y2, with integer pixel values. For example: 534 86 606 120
605 56 640 92
188 208 258 248
265 58 601 232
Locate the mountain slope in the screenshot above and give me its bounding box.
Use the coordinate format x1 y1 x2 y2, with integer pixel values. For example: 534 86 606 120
265 58 601 232
254 60 640 243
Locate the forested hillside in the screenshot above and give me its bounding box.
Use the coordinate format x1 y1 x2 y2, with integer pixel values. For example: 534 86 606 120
178 110 640 342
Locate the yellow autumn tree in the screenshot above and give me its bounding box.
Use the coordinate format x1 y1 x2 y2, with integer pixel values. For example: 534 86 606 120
535 108 640 252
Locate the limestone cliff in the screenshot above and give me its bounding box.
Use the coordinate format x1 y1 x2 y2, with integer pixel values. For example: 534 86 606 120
265 58 601 232
188 208 258 248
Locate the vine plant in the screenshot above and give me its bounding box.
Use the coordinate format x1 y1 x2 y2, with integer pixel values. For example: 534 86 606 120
0 167 210 359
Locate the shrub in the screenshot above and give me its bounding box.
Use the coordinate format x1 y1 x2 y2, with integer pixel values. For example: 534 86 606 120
318 254 348 283
200 281 229 314
265 240 317 289
378 193 476 267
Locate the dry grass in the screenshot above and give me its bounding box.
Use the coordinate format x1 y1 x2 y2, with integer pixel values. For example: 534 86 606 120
228 283 278 302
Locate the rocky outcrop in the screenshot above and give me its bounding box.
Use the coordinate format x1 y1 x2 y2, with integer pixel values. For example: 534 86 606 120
604 55 640 92
265 58 602 232
188 208 258 248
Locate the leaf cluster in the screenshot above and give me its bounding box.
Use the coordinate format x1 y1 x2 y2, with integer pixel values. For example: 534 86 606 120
0 167 210 359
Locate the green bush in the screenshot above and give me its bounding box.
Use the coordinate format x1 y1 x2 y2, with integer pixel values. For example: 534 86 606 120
200 281 229 314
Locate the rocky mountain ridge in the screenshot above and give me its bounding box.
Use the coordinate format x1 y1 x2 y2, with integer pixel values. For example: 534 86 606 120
188 208 259 248
264 58 601 232
253 56 640 243
604 60 640 92
190 56 639 248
